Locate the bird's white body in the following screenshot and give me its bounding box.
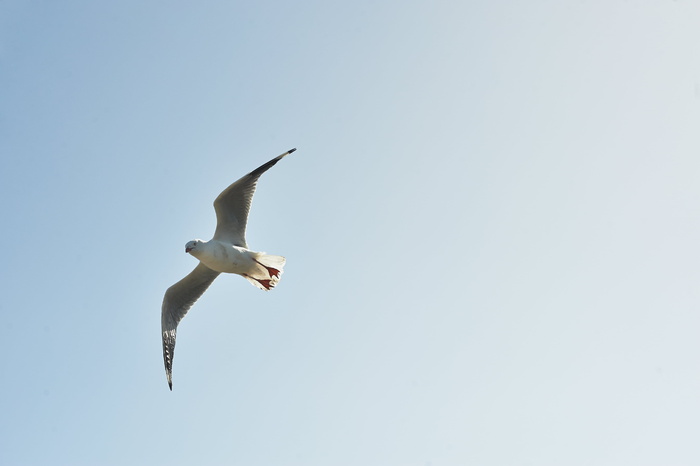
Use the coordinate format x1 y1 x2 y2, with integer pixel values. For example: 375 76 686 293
189 240 254 274
186 239 285 290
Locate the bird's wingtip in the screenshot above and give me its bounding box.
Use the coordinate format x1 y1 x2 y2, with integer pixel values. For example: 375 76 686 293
288 148 297 154
169 382 173 391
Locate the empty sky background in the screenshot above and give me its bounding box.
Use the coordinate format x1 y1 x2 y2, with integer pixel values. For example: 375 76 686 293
2 1 700 465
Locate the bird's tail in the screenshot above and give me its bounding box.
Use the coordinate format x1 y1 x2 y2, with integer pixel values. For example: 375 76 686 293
245 253 286 291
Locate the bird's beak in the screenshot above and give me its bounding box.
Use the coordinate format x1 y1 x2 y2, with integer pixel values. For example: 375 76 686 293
185 247 193 253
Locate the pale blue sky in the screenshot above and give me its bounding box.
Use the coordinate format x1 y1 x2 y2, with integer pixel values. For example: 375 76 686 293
2 1 700 465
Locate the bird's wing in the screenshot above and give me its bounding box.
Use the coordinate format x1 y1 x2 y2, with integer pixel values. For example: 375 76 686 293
212 148 296 247
161 262 220 390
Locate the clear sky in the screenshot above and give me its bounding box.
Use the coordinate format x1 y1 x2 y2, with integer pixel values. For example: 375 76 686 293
2 1 700 465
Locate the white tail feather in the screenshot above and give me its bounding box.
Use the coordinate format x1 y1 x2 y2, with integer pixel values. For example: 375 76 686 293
256 253 286 270
244 253 286 291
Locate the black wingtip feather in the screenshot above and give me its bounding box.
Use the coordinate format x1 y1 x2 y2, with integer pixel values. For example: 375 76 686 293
247 149 295 179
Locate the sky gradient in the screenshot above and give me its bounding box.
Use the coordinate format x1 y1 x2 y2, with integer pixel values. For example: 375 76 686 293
2 1 700 465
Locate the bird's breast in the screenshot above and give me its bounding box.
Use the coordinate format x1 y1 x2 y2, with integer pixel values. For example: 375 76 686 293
199 242 252 274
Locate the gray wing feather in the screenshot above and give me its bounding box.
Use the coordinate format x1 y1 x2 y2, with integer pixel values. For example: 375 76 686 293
212 148 295 247
161 262 220 390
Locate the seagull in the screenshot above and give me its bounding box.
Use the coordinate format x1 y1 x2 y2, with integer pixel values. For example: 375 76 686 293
161 148 296 390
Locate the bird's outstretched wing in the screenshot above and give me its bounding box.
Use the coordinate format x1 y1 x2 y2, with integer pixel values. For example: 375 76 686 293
212 148 296 247
161 262 220 390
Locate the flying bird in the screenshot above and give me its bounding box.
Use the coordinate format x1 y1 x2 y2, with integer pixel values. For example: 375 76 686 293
161 148 296 390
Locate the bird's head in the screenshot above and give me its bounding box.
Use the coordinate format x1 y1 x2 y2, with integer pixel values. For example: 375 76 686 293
185 240 201 254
